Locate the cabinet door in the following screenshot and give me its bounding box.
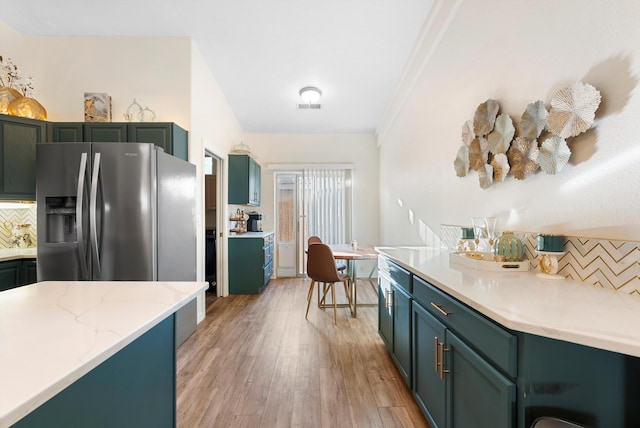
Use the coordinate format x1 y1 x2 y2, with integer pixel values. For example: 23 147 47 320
83 123 127 142
413 301 447 428
0 116 44 200
248 158 261 205
228 237 264 294
20 259 37 285
205 175 216 210
229 154 261 206
392 283 412 387
0 260 20 291
446 332 515 428
378 272 393 351
128 123 188 161
48 123 84 142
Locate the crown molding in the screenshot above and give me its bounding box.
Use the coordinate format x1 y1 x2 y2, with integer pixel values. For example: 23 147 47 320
375 0 464 147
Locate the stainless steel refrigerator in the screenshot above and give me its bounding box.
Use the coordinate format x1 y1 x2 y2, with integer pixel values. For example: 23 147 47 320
36 142 198 344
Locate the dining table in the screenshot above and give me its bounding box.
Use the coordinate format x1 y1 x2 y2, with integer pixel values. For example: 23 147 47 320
328 243 378 317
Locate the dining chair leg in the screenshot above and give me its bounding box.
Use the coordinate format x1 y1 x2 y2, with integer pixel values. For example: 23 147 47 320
343 279 353 315
305 279 316 319
331 282 337 325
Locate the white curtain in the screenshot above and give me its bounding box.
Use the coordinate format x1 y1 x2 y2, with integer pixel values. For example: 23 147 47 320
301 169 352 245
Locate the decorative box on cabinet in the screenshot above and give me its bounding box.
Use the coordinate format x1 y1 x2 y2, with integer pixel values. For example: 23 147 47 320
205 175 216 210
228 233 273 294
0 116 45 201
228 154 261 206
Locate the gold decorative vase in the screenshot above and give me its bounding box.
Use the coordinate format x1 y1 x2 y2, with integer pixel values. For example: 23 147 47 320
8 96 47 120
0 86 21 114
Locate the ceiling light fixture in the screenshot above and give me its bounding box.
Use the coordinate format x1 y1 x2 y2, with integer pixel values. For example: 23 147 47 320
298 86 322 110
299 86 322 104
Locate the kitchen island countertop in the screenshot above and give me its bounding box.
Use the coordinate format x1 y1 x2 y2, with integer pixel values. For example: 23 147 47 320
0 280 207 427
377 246 640 359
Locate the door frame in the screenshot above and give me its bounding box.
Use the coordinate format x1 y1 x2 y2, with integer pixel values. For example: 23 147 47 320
274 171 303 277
204 149 225 296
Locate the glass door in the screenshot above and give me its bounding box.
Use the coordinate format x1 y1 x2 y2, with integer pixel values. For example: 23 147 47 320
275 173 300 277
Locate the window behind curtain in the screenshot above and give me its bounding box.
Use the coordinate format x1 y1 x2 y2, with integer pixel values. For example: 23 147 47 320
300 168 352 245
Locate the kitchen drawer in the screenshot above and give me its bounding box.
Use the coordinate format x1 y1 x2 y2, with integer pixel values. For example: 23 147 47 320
413 275 517 378
264 244 274 267
263 261 273 285
264 233 274 246
378 256 412 293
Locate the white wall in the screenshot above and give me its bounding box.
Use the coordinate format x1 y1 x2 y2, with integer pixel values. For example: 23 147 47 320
189 40 243 296
378 0 640 245
242 132 379 275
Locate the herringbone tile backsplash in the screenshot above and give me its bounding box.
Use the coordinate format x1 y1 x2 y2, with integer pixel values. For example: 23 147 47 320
0 207 38 248
442 225 640 295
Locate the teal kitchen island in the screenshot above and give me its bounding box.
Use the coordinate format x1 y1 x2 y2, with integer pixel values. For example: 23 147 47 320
0 280 207 427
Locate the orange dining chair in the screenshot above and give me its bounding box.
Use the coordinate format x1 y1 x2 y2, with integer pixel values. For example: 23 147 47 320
305 243 351 324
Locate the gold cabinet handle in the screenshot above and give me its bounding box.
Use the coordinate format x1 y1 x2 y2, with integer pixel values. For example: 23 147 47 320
434 336 439 372
431 302 451 317
385 289 392 309
439 341 450 379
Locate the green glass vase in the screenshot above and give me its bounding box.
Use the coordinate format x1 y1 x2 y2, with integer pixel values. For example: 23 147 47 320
493 231 524 261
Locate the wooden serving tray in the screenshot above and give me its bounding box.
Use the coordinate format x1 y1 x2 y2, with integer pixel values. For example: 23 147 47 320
449 252 530 272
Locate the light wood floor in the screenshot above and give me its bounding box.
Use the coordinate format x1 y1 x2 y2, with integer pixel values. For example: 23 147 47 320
176 277 429 428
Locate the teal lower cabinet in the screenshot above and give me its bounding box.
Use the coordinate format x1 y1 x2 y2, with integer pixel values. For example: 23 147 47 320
412 301 515 428
392 283 412 386
517 333 640 428
447 331 515 428
381 254 640 428
0 260 20 291
13 315 176 427
378 275 393 350
20 259 37 286
229 233 274 294
378 261 412 387
0 259 37 292
412 301 446 428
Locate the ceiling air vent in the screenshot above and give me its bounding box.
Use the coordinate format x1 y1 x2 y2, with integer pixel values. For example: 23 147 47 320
297 103 322 110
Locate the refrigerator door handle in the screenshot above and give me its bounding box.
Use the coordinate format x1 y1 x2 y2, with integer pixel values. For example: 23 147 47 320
76 153 89 280
90 152 102 278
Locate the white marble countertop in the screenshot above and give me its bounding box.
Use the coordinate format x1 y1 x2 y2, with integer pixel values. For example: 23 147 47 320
0 280 208 427
0 248 36 262
228 231 274 238
377 246 640 359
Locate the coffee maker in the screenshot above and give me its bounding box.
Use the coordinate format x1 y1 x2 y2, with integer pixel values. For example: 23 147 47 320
247 212 263 232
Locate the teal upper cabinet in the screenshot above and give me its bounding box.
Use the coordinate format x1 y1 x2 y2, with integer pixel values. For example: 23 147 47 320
229 154 261 206
47 122 83 142
83 123 128 142
0 116 45 201
128 123 188 161
47 122 188 161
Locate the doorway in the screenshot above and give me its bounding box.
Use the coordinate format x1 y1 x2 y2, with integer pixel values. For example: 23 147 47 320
275 168 353 277
275 173 300 277
204 151 222 297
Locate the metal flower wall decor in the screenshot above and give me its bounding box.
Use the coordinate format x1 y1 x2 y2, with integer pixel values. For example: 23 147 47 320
453 81 601 189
